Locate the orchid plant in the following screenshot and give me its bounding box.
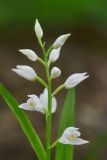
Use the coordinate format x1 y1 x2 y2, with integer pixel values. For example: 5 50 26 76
0 19 89 160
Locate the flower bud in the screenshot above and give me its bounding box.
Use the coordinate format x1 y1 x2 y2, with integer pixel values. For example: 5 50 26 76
49 48 61 63
64 72 89 89
12 65 37 81
34 19 43 38
51 67 61 79
19 49 38 62
53 33 71 49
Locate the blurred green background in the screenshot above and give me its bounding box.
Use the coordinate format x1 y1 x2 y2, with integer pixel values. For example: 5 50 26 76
0 0 107 160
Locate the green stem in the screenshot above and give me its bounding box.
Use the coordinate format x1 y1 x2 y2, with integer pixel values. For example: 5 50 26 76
44 49 52 160
38 57 45 66
47 46 53 57
46 77 52 160
38 38 52 160
52 84 65 96
36 76 47 88
48 139 59 149
38 38 46 55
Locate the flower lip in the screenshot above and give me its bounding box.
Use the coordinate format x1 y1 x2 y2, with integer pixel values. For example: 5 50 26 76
62 127 81 139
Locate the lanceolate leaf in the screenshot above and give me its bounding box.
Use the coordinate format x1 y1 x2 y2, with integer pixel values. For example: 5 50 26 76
55 88 75 160
0 83 47 160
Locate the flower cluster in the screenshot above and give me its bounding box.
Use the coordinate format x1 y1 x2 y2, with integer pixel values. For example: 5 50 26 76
12 19 89 146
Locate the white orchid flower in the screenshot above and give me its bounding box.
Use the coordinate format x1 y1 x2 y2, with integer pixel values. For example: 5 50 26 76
19 95 42 111
59 127 89 145
64 72 89 89
53 33 71 49
12 65 37 81
19 88 57 114
49 48 61 63
34 19 43 38
51 67 61 79
19 49 38 62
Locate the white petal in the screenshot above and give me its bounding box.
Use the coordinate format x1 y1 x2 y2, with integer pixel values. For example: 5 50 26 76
62 127 81 138
51 67 61 79
69 138 89 145
28 94 40 102
66 73 87 80
43 88 48 96
39 88 57 114
18 103 36 111
52 97 57 113
49 48 61 63
34 19 43 38
63 127 79 132
58 137 70 144
12 69 23 77
27 95 43 113
65 72 89 89
12 69 34 81
16 65 35 72
12 65 37 81
19 49 38 61
39 88 48 108
53 34 71 49
28 94 40 98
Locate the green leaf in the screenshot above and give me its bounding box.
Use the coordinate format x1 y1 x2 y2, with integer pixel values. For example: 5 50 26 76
55 88 76 160
0 83 47 160
82 131 107 160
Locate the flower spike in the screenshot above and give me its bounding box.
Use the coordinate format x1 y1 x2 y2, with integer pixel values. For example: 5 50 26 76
11 19 90 158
